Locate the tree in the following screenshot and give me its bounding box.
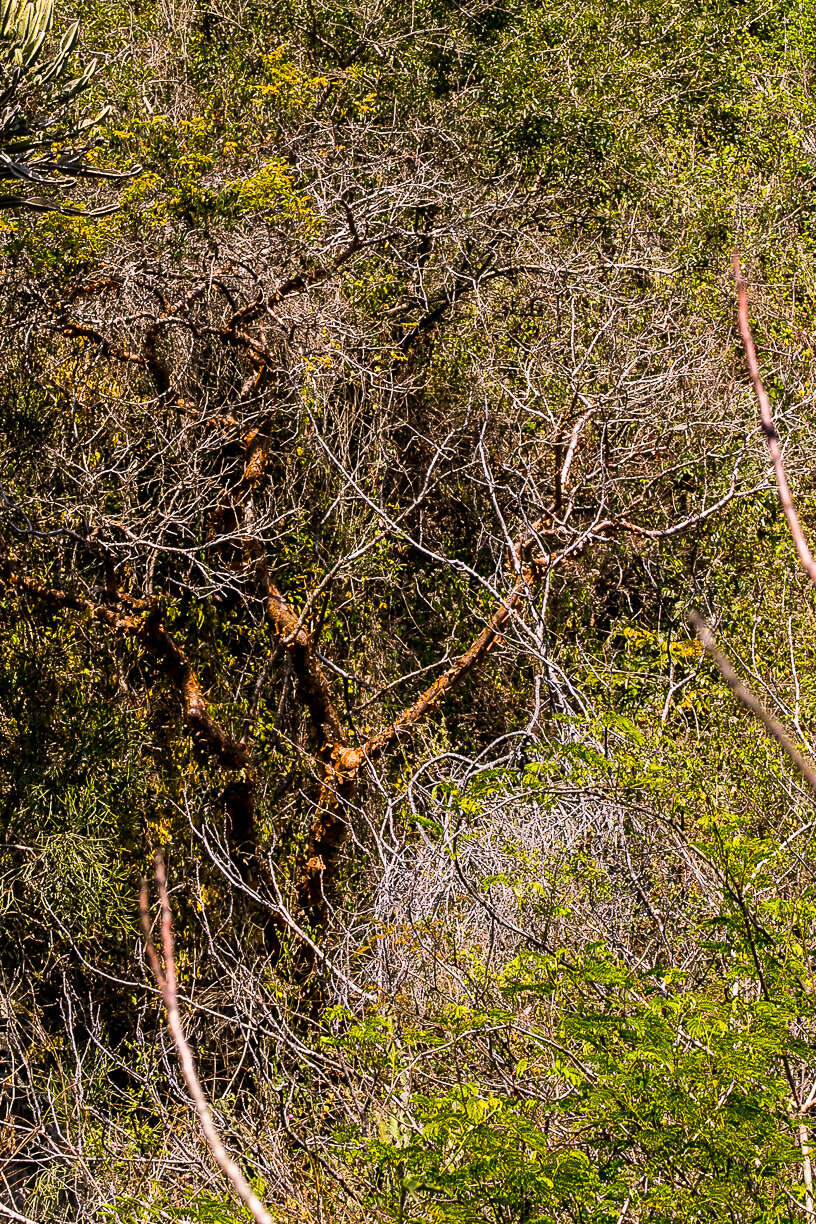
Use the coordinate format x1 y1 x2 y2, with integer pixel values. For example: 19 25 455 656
4 0 816 1218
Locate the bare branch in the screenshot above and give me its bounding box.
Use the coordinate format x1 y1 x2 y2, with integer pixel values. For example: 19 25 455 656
733 253 816 588
0 1202 41 1224
139 856 276 1224
688 610 816 793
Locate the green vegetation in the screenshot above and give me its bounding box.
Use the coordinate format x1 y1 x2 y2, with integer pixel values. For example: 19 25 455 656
4 0 816 1220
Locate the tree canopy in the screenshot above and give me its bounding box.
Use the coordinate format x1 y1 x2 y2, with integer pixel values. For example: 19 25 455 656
4 0 816 1220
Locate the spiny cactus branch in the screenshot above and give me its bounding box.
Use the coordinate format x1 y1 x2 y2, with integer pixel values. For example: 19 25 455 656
0 0 138 213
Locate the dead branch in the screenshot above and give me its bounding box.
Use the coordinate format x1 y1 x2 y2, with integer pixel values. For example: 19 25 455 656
0 1202 41 1224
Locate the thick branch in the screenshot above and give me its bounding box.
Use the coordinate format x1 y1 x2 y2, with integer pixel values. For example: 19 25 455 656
140 611 251 772
6 572 251 773
354 565 543 766
290 552 555 938
263 570 347 755
60 321 147 367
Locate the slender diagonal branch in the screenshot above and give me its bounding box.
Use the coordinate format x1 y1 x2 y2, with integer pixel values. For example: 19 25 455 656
688 610 816 794
0 1202 41 1224
139 855 275 1224
733 253 816 588
290 547 561 934
353 560 549 766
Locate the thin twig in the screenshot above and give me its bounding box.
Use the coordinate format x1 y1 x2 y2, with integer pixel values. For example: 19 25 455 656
139 855 275 1224
688 610 816 794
